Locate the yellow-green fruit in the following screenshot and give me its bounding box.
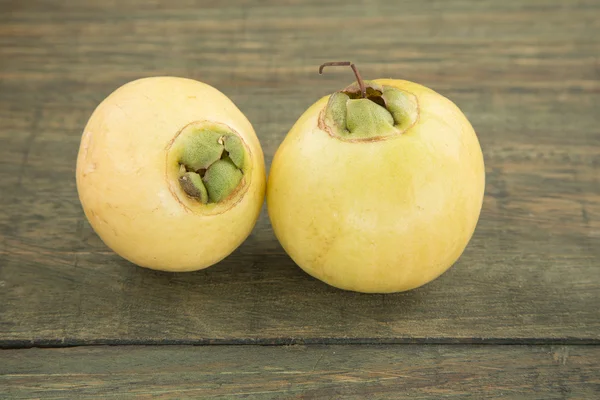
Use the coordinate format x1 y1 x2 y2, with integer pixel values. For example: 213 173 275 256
267 77 484 293
76 77 266 271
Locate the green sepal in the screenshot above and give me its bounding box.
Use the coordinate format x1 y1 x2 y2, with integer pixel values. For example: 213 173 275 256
224 135 245 169
345 98 396 138
324 92 350 135
203 158 243 203
178 130 224 171
381 88 419 130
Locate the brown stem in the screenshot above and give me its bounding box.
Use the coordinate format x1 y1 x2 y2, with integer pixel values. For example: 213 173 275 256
319 61 367 98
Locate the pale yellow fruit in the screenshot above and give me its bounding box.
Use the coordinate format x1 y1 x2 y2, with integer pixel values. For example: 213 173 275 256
267 77 485 293
76 77 265 271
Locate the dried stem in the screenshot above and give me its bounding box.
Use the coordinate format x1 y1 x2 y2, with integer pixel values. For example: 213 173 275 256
319 61 367 98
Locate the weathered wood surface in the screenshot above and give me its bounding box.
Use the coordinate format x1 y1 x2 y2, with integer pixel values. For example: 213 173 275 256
1 0 599 345
1 345 599 399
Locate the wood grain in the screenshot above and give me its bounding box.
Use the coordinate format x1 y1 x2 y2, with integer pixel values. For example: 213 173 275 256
1 345 599 399
1 0 599 345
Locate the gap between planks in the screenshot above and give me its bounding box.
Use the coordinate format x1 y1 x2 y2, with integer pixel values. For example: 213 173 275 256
2 337 599 349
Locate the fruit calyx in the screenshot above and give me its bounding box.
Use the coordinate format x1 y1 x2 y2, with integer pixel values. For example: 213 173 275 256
319 61 418 141
172 123 247 204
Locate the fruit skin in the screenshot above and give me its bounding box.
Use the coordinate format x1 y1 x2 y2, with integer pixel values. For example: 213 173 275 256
76 77 265 272
267 79 485 293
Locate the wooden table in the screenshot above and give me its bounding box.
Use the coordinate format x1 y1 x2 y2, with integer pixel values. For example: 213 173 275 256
1 0 599 398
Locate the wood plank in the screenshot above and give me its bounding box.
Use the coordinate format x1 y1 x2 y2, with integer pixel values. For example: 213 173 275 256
1 345 599 399
1 0 599 343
